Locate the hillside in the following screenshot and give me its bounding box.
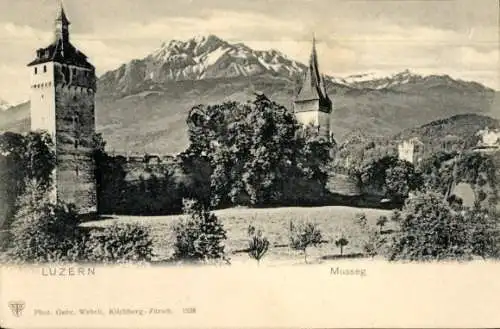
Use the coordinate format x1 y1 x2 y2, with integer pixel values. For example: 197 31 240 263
0 35 498 154
395 113 500 142
0 101 29 133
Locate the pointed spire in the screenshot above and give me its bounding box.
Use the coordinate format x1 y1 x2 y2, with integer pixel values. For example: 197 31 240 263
56 0 70 25
312 32 317 57
310 34 321 90
54 0 70 43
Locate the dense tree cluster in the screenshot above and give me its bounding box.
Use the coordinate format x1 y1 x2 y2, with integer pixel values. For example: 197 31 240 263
418 150 498 207
185 94 334 207
387 191 500 261
353 155 422 203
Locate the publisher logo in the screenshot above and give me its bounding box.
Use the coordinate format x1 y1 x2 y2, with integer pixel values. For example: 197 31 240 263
8 301 25 317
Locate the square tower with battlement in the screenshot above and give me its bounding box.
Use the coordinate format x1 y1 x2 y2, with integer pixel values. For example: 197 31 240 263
293 37 332 139
27 4 97 214
398 137 424 164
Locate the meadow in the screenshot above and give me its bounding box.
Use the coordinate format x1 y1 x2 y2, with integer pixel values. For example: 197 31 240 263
81 206 392 265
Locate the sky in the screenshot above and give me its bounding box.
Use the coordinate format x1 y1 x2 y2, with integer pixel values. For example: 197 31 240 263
0 0 498 105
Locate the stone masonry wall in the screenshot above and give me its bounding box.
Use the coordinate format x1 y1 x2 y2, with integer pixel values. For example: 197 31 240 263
54 63 97 214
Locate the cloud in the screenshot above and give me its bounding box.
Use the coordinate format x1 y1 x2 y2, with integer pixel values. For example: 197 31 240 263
0 22 50 41
0 64 29 104
83 9 305 43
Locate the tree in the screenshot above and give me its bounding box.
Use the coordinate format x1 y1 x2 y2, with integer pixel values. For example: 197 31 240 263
362 228 387 259
455 151 498 207
361 155 422 202
247 225 270 265
462 207 500 259
289 221 322 263
335 235 349 256
376 215 388 233
185 94 334 207
386 191 499 261
24 131 56 189
418 150 457 195
0 131 55 235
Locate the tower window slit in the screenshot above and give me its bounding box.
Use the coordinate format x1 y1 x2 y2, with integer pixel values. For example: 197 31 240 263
34 67 37 74
43 65 47 73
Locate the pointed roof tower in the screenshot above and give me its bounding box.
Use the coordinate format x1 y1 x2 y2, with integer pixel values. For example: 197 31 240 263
27 2 93 69
294 35 332 113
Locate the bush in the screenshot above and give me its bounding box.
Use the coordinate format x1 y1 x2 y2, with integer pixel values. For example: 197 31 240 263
289 221 322 263
364 226 394 259
247 225 270 265
376 215 388 232
354 212 367 229
173 199 228 263
7 180 82 263
84 223 154 264
463 207 500 259
387 191 500 261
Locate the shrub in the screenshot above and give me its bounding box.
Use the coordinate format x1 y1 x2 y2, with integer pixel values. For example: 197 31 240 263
289 221 322 263
462 207 500 259
247 225 270 265
362 228 390 259
173 199 228 263
362 229 380 258
390 210 402 223
354 212 367 229
387 191 500 261
84 223 154 264
335 235 349 255
7 180 82 263
376 215 388 232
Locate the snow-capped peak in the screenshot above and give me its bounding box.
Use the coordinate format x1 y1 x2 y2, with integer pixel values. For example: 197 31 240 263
100 35 491 97
104 34 307 93
327 69 428 90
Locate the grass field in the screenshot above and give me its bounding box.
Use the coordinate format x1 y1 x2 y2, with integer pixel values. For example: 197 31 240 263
81 206 392 265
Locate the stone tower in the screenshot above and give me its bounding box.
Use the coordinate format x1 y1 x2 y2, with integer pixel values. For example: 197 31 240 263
293 36 332 139
398 137 424 164
27 4 97 214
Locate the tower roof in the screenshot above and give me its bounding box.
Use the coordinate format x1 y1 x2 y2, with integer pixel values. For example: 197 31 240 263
27 3 93 69
295 36 332 111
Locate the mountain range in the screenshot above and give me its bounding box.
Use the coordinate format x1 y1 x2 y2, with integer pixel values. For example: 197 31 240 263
0 34 498 154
